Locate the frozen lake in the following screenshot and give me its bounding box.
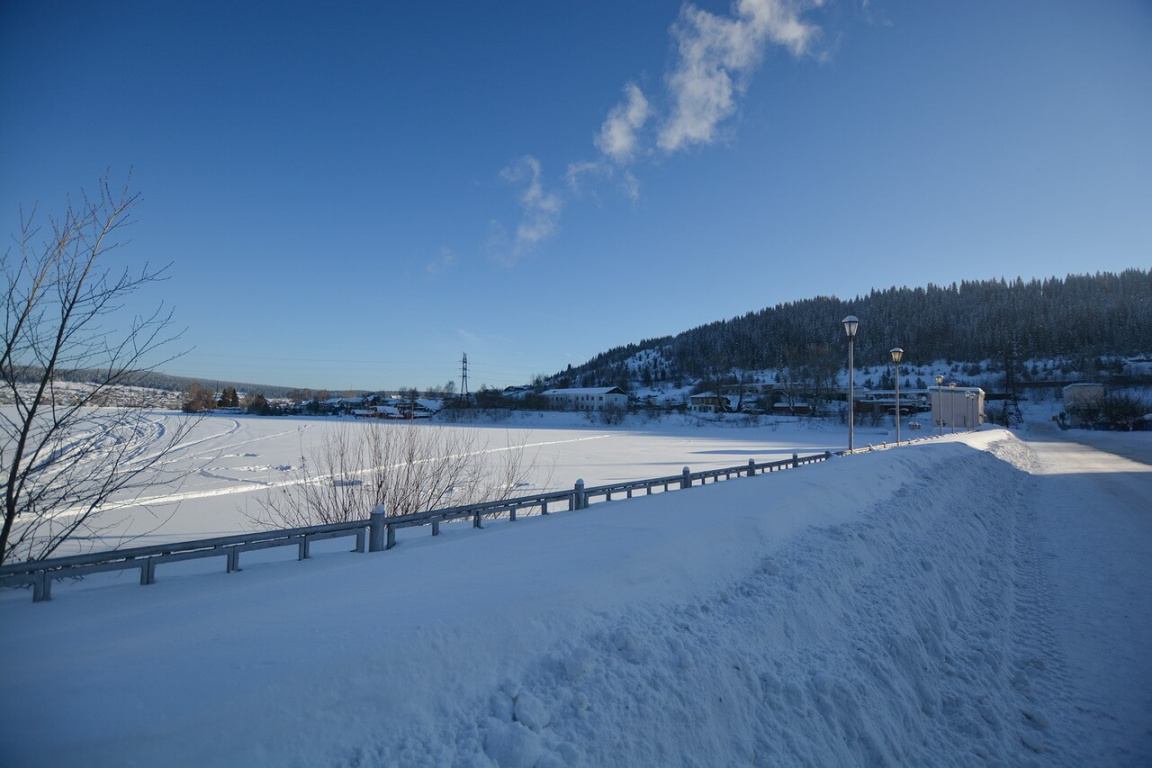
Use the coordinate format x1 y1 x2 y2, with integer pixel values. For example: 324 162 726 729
28 409 865 553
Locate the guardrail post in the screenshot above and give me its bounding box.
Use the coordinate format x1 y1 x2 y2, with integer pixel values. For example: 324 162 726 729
34 571 51 602
298 534 310 561
369 504 387 552
140 558 156 585
748 458 756 476
824 451 831 461
682 467 691 489
792 453 798 468
572 479 585 510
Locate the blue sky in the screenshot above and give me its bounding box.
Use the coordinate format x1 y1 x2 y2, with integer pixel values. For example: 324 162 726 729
3 1 1150 392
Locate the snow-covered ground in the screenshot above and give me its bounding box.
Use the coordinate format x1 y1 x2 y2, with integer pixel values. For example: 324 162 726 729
1 411 1149 766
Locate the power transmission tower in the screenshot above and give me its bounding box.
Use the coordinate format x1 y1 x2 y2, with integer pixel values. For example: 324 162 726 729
460 353 469 399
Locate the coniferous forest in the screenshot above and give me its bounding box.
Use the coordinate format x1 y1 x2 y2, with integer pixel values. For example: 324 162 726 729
557 270 1152 388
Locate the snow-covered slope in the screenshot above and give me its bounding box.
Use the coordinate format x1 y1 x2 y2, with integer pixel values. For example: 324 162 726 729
1 428 1149 766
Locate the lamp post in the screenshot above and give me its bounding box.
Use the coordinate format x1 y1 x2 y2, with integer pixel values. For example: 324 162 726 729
890 347 903 445
842 315 859 451
935 375 944 435
965 391 975 429
949 382 956 434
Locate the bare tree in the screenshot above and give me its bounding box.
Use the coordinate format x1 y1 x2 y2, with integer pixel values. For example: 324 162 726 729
250 421 541 529
801 343 839 417
182 382 217 413
1 173 194 565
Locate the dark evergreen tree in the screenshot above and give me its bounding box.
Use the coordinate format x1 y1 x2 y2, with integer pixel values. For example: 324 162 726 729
218 386 240 408
550 270 1152 387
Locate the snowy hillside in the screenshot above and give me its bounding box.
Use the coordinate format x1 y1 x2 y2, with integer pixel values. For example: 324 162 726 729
1 424 1149 766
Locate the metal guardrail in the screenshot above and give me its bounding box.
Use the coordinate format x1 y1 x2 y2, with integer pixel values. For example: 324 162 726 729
1 451 831 602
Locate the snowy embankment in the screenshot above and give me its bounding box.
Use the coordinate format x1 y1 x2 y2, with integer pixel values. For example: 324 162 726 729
1 428 1149 766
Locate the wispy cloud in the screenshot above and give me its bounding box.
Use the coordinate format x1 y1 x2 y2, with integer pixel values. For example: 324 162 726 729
492 0 821 260
595 82 651 164
564 159 609 196
495 156 563 264
426 246 456 276
658 0 820 153
456 328 483 346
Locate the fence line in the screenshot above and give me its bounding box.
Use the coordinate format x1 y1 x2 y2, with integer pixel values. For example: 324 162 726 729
1 451 832 602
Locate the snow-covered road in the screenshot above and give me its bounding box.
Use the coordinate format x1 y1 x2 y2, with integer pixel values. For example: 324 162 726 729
1011 422 1152 765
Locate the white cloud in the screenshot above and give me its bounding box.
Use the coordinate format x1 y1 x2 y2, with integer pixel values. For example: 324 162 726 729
456 328 483 346
564 159 643 204
496 156 563 263
491 1 819 259
620 170 641 202
741 0 821 56
564 159 608 195
657 0 820 153
426 246 456 276
594 82 650 164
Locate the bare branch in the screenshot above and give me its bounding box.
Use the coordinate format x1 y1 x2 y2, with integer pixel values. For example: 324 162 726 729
1 173 193 565
248 422 540 530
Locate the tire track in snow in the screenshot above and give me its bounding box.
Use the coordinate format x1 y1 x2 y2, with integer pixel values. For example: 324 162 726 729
1007 477 1078 763
50 432 615 517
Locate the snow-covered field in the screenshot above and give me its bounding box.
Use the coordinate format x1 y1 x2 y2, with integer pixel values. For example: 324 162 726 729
1 410 1149 766
18 410 853 553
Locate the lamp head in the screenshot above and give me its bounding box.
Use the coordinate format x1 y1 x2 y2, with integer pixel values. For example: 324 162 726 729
890 347 904 364
842 315 859 339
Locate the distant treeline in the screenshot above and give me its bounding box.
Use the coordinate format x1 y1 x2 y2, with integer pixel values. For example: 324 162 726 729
557 269 1152 387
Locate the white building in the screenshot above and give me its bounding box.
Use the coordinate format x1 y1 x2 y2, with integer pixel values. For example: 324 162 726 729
1063 383 1105 411
688 392 731 414
541 386 628 411
930 386 985 429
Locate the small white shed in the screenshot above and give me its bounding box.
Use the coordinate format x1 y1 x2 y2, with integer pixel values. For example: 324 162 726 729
930 386 985 429
1062 383 1105 411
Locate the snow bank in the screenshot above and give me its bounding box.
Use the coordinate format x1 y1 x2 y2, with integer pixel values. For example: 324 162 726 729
0 429 1143 766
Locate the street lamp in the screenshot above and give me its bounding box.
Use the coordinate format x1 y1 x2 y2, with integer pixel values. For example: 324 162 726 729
965 391 976 429
890 347 903 445
842 315 859 451
949 382 956 434
935 375 944 435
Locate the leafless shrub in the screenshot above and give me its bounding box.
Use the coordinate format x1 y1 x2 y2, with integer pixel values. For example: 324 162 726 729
250 421 540 528
1099 392 1150 431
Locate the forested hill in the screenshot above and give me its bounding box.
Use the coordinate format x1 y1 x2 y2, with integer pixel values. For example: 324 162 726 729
555 270 1152 387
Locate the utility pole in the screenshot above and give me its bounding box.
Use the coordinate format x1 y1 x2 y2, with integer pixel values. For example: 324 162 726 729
460 352 469 400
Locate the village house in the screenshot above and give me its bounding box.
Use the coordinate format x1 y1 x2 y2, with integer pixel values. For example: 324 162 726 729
771 401 811 416
541 386 628 411
689 392 730 414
